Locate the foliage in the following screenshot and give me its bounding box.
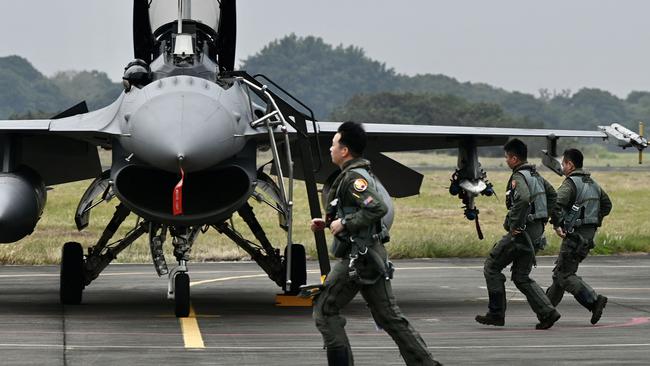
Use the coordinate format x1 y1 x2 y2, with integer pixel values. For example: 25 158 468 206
0 56 70 118
241 35 649 132
50 70 122 111
331 92 530 128
4 35 650 132
0 56 121 119
241 34 400 119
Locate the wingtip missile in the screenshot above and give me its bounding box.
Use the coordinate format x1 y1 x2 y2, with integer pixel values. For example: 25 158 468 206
599 122 648 164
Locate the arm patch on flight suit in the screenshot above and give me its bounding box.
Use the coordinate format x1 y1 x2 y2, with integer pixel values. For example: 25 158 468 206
363 196 374 206
353 178 368 192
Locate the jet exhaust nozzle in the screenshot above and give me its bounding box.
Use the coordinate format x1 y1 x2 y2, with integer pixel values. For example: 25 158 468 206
0 168 47 243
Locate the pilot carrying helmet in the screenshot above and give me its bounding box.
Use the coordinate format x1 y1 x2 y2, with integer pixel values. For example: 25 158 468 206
122 59 152 91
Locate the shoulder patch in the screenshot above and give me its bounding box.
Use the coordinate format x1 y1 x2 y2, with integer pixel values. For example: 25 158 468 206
353 178 368 192
511 180 517 189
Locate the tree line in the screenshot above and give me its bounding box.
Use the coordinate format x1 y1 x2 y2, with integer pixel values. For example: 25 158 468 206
3 35 649 134
0 56 121 119
242 35 649 130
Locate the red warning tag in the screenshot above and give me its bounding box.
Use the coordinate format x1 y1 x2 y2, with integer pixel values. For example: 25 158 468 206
173 167 185 216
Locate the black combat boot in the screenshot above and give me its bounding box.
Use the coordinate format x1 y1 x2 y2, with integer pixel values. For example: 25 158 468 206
327 346 352 366
475 313 505 326
590 295 608 325
535 309 561 330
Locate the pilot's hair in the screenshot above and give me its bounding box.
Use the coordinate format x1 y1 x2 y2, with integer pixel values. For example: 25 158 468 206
504 138 527 161
337 121 366 157
563 148 584 169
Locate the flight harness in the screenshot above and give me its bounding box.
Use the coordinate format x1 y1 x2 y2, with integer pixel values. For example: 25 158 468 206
335 168 393 285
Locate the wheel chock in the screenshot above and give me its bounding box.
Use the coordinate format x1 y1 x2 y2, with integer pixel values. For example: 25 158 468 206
275 294 313 307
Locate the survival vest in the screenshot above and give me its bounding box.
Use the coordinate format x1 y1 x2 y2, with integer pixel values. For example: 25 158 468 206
567 175 601 226
514 168 549 221
335 167 392 244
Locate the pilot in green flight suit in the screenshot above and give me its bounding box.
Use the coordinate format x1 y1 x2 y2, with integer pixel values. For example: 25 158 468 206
311 122 440 366
546 148 611 324
476 138 561 330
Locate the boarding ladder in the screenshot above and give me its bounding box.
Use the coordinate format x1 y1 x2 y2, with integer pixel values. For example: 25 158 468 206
221 71 330 291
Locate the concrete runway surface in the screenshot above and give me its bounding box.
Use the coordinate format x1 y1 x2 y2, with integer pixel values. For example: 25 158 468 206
0 255 648 365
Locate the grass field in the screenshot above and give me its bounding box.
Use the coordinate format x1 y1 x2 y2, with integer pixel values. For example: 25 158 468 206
1 152 648 264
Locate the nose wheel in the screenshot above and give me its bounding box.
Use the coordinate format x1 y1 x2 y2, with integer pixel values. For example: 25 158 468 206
168 261 190 317
174 273 190 317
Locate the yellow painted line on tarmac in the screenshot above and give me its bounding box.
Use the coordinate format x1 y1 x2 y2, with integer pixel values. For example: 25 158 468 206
179 306 204 349
177 273 271 349
190 274 267 287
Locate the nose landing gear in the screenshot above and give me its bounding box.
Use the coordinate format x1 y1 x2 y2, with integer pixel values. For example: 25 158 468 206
168 261 190 317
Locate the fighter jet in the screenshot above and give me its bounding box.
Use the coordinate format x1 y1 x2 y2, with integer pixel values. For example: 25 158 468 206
0 0 646 317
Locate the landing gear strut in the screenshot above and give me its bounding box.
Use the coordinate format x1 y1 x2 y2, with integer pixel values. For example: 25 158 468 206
60 203 147 306
215 202 307 293
166 226 200 317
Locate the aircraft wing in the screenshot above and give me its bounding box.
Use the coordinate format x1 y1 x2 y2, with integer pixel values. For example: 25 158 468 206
231 71 644 198
314 121 607 151
274 120 644 199
0 96 125 185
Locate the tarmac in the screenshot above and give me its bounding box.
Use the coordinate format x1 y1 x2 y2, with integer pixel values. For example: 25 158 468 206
0 255 648 365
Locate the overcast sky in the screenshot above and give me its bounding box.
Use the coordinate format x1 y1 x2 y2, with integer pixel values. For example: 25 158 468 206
1 0 649 98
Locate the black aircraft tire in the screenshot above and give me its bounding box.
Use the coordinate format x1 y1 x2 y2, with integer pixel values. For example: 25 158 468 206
284 244 307 295
174 273 190 318
60 242 84 305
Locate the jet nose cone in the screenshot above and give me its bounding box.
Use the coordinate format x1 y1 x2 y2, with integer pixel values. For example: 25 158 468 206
127 88 242 172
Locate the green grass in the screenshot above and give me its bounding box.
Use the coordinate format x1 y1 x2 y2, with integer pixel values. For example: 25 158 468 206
1 153 648 264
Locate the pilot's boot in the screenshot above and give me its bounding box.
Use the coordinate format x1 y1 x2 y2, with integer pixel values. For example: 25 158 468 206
327 346 353 366
590 295 608 325
475 313 505 326
476 291 505 326
535 309 561 330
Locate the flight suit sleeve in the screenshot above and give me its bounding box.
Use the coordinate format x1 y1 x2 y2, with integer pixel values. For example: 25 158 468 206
507 173 531 231
340 172 388 233
598 185 613 225
543 177 558 224
551 179 574 228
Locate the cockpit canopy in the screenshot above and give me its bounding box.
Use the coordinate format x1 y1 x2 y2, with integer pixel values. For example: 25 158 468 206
148 0 220 35
133 0 236 72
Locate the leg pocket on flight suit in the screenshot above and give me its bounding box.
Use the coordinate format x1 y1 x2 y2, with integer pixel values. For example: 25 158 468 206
570 235 591 261
489 236 510 260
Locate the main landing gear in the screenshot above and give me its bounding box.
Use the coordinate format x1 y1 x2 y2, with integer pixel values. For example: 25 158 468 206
59 200 307 317
60 242 84 305
58 203 201 317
